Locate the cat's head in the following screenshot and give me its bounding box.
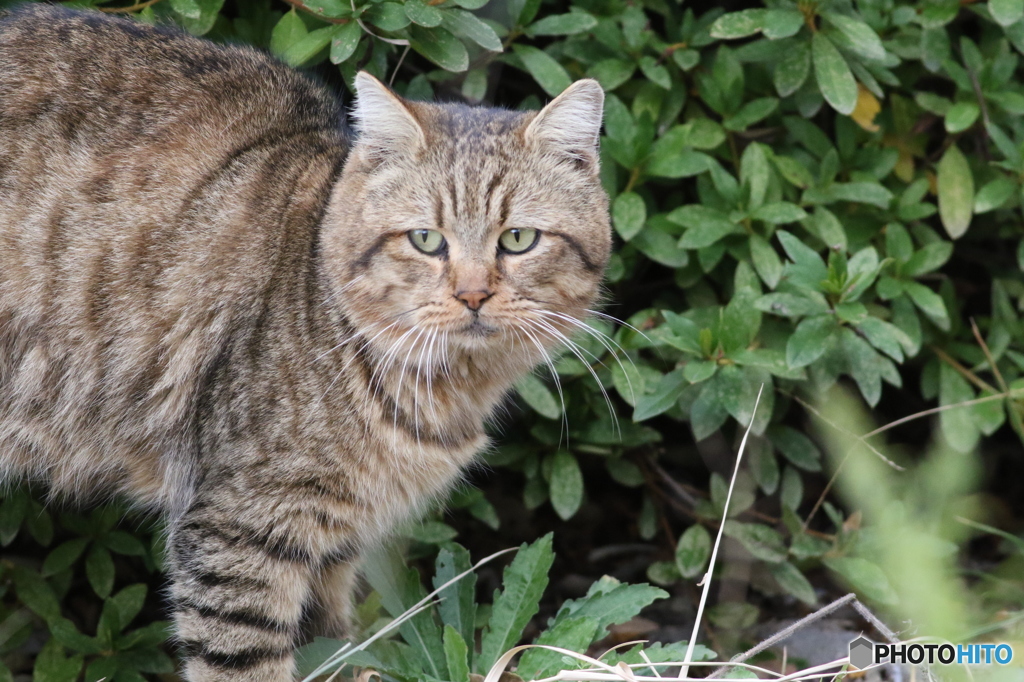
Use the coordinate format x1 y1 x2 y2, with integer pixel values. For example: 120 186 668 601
322 72 610 377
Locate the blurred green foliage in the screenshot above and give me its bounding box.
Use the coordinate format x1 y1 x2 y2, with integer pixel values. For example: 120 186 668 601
3 0 1024 676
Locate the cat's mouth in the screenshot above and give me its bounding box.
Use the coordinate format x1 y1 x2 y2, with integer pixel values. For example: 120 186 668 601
461 318 498 337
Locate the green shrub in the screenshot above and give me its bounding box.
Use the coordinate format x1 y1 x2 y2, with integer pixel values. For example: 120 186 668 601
3 0 1024 676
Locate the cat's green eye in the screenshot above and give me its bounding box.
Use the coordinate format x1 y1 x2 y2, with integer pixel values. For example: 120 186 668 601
498 228 539 254
408 229 446 255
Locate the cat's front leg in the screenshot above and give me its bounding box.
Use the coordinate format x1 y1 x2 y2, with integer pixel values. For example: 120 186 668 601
168 497 317 682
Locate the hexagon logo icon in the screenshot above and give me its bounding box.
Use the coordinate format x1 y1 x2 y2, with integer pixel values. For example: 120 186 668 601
849 636 874 669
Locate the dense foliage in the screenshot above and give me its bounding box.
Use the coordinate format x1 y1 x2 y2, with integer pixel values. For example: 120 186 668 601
2 0 1024 678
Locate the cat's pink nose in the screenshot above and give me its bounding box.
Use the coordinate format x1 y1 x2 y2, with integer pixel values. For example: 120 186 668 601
456 289 493 311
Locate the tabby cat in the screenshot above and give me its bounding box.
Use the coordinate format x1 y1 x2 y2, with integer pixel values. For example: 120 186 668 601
0 4 610 680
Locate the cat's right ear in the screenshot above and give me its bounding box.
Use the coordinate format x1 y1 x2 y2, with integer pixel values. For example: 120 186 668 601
351 72 426 163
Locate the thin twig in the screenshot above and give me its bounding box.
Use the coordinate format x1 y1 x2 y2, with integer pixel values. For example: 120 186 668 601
98 0 164 13
931 345 998 394
969 318 1008 393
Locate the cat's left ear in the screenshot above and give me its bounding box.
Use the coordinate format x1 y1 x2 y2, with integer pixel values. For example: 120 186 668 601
351 71 426 162
525 79 604 170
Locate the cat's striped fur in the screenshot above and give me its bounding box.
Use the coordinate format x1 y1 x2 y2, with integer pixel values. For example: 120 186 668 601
0 4 610 680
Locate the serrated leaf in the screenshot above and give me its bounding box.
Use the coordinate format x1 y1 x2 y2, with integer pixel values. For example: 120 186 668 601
442 9 502 51
516 617 598 680
936 144 974 239
549 451 583 520
554 577 667 638
479 534 555 672
812 33 857 115
411 26 469 72
675 524 711 578
442 626 470 682
433 544 476 649
512 45 571 96
612 192 646 241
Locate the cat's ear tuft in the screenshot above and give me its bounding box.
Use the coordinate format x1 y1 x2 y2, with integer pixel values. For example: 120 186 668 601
351 71 426 161
525 79 604 170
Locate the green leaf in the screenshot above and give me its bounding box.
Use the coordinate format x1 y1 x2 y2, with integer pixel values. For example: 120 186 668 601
903 281 951 330
786 315 838 368
990 0 1024 26
974 176 1017 213
633 369 687 421
105 530 147 556
512 45 571 96
442 9 502 51
750 202 807 224
724 521 787 563
111 584 147 629
936 144 974 239
479 534 555 672
612 192 646 241
329 22 362 64
169 0 201 20
710 9 766 39
433 544 476 649
939 362 979 453
86 545 115 599
823 557 899 604
587 59 634 91
903 242 953 277
516 617 598 680
770 426 823 471
749 235 783 288
731 349 807 380
769 562 817 605
442 626 470 682
33 639 84 682
778 230 828 291
763 9 804 39
723 97 779 132
675 525 711 578
774 43 811 97
740 142 770 210
632 223 689 267
554 576 667 637
944 102 979 133
668 206 742 249
281 24 336 67
365 3 411 31
638 56 671 90
526 11 597 36
515 373 562 420
12 567 60 623
411 26 469 72
812 33 857 115
405 0 443 27
821 12 885 61
270 10 308 58
42 538 90 577
408 520 458 543
549 451 584 520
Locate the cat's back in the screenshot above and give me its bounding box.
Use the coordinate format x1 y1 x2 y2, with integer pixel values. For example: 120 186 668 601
0 4 349 507
0 3 340 143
